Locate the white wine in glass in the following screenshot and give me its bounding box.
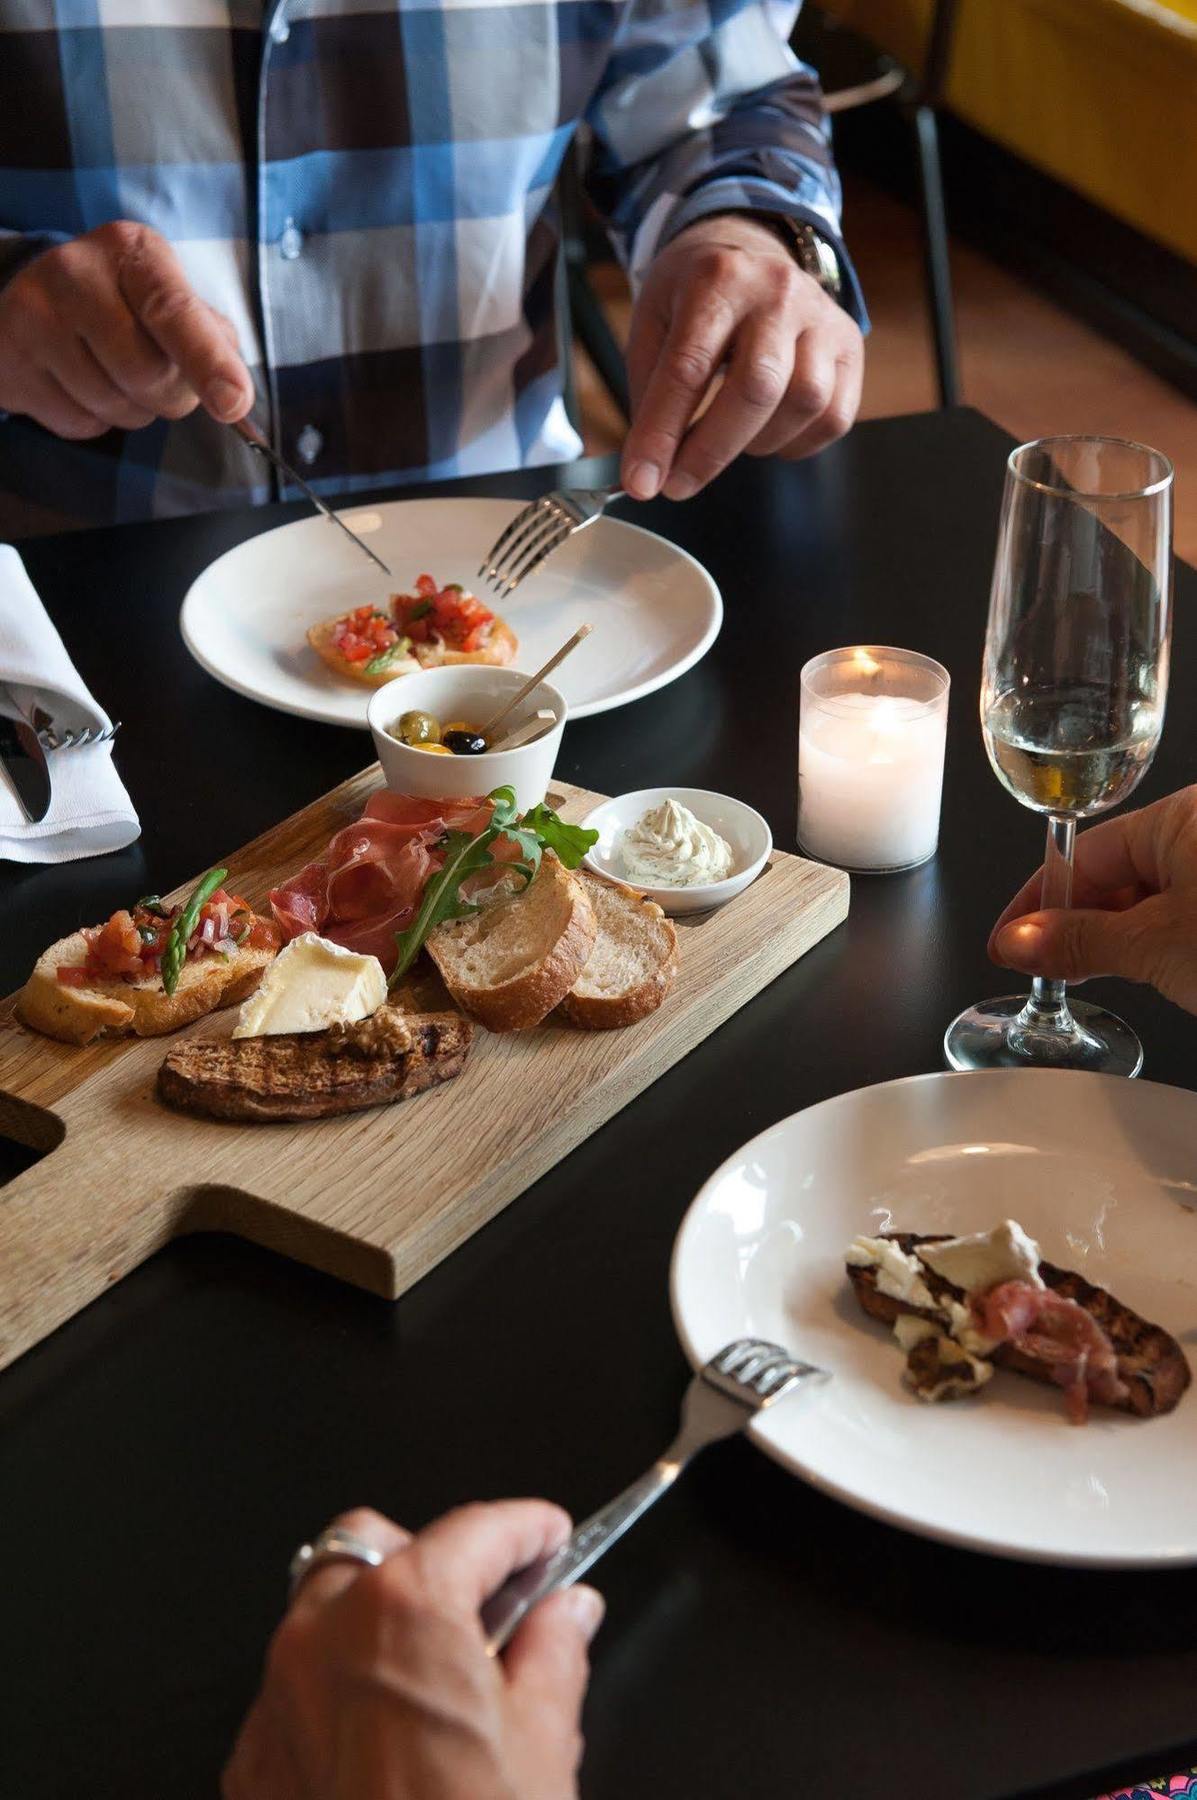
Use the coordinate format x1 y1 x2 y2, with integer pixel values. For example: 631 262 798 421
945 436 1173 1076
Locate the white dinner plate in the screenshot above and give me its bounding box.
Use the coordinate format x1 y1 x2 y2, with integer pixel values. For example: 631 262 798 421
180 497 722 728
671 1069 1197 1568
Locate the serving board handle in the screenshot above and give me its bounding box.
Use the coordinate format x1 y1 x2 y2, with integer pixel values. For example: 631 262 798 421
0 1140 185 1368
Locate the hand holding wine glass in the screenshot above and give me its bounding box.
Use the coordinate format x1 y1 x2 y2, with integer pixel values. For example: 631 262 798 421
945 435 1174 1076
989 785 1197 1018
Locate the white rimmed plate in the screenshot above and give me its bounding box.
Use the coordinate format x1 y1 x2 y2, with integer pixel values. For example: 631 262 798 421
671 1069 1197 1568
180 497 722 727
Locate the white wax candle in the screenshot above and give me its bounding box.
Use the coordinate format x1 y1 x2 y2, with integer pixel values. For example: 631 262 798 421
798 690 947 870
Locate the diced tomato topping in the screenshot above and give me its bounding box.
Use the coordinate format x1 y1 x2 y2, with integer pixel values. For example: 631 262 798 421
391 577 493 652
61 884 273 987
334 608 398 664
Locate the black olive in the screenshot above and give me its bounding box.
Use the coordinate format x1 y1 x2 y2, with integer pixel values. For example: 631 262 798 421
442 729 488 756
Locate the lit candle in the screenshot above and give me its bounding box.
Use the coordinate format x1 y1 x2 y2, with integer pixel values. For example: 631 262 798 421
797 646 950 872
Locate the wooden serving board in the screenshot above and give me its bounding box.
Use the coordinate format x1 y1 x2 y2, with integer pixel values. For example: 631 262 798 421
0 772 848 1372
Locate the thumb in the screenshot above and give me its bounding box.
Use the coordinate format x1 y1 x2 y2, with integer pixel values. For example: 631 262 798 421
993 908 1146 986
504 1585 603 1745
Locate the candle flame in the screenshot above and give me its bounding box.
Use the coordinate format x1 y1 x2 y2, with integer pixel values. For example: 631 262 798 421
851 648 883 679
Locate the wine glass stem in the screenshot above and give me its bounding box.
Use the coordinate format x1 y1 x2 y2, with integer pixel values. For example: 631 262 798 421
1027 814 1075 1022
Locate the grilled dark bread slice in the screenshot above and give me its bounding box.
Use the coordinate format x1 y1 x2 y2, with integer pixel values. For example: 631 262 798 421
848 1232 1190 1419
157 1006 472 1121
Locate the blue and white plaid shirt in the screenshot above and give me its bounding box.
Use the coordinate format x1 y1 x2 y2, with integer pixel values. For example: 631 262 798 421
0 0 863 530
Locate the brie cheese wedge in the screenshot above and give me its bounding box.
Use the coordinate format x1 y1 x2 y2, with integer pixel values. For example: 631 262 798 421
233 933 387 1038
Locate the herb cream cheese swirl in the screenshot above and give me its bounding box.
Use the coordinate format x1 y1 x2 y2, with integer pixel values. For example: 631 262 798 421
620 798 734 888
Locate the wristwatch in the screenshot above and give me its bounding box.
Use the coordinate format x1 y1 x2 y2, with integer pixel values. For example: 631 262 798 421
764 215 844 301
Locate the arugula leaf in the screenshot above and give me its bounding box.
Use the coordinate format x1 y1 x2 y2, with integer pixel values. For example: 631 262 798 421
518 803 598 870
162 867 228 997
135 893 169 917
391 828 498 983
363 636 412 676
387 789 597 986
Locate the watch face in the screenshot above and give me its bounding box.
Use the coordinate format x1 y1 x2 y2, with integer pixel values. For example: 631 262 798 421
792 224 842 298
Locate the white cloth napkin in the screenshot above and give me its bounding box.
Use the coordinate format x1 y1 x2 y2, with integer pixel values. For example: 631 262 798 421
0 545 140 863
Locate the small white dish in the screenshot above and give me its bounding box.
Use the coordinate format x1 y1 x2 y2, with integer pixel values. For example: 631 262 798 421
580 786 772 915
368 666 565 813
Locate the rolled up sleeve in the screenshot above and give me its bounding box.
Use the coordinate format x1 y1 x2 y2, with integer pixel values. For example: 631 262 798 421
585 0 867 326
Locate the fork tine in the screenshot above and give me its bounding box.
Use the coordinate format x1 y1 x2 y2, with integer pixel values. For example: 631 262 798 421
490 500 564 584
478 497 548 584
499 519 573 596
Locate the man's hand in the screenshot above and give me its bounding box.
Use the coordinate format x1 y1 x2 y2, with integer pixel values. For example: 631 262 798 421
0 221 254 440
223 1501 603 1800
620 213 863 502
990 787 1197 1017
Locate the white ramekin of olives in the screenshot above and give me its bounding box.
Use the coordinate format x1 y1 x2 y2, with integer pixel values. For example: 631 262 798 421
367 666 567 812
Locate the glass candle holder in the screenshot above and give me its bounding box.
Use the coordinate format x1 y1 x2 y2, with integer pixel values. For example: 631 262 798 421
797 646 950 872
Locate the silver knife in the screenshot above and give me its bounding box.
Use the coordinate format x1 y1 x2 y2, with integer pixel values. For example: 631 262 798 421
231 419 394 579
0 708 52 823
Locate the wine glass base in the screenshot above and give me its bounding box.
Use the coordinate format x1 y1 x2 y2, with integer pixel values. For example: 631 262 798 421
944 995 1143 1077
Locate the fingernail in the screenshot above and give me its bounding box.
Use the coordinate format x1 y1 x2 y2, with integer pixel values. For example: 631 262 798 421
665 472 698 501
206 377 246 419
997 921 1043 964
625 460 661 500
565 1585 605 1642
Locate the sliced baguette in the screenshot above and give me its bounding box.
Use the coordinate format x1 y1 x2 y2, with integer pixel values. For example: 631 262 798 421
848 1231 1191 1419
16 930 276 1046
561 871 678 1029
426 854 596 1032
158 1006 471 1121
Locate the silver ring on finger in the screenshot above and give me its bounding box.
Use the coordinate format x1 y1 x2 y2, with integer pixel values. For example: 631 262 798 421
288 1526 387 1599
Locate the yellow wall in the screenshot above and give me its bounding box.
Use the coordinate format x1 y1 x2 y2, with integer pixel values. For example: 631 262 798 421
834 0 1197 264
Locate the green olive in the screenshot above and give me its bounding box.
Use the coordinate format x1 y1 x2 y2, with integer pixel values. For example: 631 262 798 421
396 709 441 747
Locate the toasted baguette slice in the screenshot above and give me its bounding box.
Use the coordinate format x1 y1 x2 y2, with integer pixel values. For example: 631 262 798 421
308 614 517 687
307 617 422 689
848 1231 1191 1419
426 855 596 1032
560 871 678 1029
157 1006 472 1121
16 930 276 1046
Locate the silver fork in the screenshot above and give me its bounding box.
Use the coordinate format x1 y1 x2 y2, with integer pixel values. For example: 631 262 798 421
478 485 624 599
30 706 120 751
480 1337 828 1654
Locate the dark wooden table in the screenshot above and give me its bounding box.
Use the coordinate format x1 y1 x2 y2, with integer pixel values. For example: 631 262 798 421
3 409 1195 1800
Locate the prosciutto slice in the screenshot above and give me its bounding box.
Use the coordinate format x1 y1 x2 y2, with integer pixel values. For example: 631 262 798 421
972 1280 1128 1425
270 792 492 970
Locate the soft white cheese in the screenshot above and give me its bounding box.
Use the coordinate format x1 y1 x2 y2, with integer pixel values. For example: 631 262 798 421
233 933 387 1038
918 1220 1045 1297
893 1314 994 1402
619 798 734 888
846 1235 938 1310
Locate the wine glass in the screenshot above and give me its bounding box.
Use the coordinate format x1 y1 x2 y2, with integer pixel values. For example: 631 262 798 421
944 435 1173 1077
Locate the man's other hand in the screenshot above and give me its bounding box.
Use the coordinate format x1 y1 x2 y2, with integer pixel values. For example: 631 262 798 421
0 222 254 439
621 213 864 502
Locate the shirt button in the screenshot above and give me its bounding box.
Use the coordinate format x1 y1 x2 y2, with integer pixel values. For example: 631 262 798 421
279 219 303 260
297 425 323 465
269 11 290 43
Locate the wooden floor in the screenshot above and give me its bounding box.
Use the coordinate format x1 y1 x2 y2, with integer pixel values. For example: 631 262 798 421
575 176 1197 564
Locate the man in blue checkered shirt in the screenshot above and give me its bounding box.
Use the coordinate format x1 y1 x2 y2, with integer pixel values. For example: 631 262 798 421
0 0 866 533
